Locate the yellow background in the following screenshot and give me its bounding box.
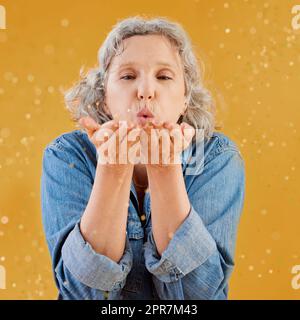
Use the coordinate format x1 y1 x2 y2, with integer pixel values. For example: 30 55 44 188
0 0 299 299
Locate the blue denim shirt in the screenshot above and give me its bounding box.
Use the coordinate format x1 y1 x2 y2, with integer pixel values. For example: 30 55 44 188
40 129 245 300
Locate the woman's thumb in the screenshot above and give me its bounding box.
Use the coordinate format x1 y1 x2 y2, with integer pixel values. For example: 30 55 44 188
79 116 100 131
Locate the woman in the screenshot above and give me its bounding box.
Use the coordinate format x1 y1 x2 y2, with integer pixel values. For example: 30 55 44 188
41 16 245 300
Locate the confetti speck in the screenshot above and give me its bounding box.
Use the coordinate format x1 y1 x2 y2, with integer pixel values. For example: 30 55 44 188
34 98 40 105
44 45 55 55
47 86 55 93
261 209 267 215
27 74 34 82
271 231 280 240
1 216 9 224
61 19 69 27
34 86 42 96
20 137 29 146
25 255 32 263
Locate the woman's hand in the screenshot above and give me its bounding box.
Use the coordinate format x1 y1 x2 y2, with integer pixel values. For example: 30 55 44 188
139 120 195 167
79 116 141 167
79 116 195 167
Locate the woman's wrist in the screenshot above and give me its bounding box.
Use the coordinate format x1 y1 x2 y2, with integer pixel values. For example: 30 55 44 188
96 162 134 177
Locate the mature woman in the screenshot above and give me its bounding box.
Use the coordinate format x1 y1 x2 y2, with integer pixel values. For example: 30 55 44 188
41 16 245 300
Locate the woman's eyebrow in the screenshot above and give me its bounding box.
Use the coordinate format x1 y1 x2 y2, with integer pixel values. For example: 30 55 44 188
117 61 178 71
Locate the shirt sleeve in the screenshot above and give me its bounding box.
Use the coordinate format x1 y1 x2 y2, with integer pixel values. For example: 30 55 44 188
143 148 245 300
41 137 133 299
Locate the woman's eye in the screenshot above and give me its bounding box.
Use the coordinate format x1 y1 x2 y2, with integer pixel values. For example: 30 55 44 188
157 76 172 80
120 75 172 80
121 75 135 80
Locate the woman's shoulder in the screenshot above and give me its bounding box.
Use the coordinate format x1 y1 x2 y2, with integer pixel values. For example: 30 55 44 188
182 131 243 173
45 129 92 152
203 131 242 161
43 129 96 164
182 130 244 179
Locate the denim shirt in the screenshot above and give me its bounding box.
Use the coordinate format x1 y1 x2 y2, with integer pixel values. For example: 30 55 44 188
40 129 245 300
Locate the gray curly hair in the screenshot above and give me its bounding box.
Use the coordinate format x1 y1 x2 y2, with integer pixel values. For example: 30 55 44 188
64 15 217 140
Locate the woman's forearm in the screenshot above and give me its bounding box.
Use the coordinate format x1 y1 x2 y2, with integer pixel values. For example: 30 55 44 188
146 164 191 256
80 164 134 263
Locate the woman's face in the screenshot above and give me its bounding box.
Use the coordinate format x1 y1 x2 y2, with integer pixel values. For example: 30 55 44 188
104 34 187 125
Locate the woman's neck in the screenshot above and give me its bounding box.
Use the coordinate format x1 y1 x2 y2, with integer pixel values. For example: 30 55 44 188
133 164 148 190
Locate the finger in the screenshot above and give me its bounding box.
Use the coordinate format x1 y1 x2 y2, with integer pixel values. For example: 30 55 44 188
139 128 152 164
101 119 119 129
181 122 195 148
147 126 163 165
79 116 101 138
80 117 100 131
169 124 183 146
181 122 195 139
117 122 141 164
91 119 120 145
150 119 163 128
169 125 185 163
159 127 172 164
162 121 174 130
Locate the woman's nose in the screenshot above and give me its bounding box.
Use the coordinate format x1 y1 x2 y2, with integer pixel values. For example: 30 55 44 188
137 79 155 101
138 93 153 100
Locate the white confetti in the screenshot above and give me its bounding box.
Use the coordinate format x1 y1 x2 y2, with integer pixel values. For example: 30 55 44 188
1 216 9 224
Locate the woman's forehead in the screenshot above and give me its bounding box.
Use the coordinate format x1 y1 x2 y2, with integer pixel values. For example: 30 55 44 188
110 35 182 72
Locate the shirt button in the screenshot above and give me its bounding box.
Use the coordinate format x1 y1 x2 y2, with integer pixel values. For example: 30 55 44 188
103 291 109 299
140 214 146 222
163 260 172 269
